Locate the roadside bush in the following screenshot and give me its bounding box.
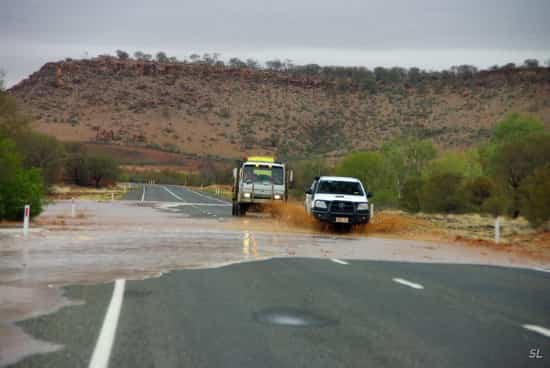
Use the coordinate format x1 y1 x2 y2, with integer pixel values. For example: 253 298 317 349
0 138 43 220
15 132 66 186
399 177 424 213
488 133 550 217
519 166 550 227
64 144 119 188
335 151 397 206
463 176 495 211
420 172 466 213
88 156 119 188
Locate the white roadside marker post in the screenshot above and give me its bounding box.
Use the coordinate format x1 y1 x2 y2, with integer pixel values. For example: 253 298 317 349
71 198 76 218
23 205 30 237
111 192 114 201
370 203 374 219
494 216 501 244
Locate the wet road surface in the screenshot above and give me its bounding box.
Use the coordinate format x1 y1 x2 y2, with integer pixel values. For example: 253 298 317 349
12 259 550 368
122 184 231 218
6 185 550 367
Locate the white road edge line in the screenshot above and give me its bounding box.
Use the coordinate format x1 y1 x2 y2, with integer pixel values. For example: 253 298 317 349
162 186 184 201
140 185 146 202
89 279 126 368
534 267 550 273
393 278 424 290
523 324 550 338
183 186 229 204
331 258 349 265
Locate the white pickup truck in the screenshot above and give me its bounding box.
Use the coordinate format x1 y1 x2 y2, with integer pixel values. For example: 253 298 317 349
305 176 372 226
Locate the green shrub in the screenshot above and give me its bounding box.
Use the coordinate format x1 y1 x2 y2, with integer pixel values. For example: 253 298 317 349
420 172 466 213
463 176 495 211
399 177 424 213
519 166 550 226
0 138 44 220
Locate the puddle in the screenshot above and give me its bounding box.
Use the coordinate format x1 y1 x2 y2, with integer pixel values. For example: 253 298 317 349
253 307 337 327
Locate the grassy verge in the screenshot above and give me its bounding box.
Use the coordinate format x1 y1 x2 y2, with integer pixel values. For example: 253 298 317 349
47 183 133 201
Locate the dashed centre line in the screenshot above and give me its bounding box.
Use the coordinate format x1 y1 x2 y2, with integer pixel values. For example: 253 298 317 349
523 324 550 338
162 186 184 202
331 259 349 265
392 278 424 290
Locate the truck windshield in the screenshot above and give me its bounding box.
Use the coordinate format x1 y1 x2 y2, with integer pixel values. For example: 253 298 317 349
317 181 364 196
243 165 284 185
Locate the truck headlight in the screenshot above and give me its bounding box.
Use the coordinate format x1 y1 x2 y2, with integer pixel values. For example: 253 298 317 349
357 202 369 211
274 194 282 200
314 200 327 209
243 193 251 199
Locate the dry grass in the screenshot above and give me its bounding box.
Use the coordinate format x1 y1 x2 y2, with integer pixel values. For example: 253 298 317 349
48 184 130 201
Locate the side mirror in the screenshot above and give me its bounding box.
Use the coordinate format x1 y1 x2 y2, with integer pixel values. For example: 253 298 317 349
305 188 313 195
366 192 373 198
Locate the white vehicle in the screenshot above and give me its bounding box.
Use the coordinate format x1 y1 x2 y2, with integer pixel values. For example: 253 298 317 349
305 176 372 226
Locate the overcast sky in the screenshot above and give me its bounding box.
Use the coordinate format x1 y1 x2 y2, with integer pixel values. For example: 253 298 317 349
2 0 549 87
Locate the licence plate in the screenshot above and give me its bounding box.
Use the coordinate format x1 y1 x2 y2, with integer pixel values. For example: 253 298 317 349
335 217 349 223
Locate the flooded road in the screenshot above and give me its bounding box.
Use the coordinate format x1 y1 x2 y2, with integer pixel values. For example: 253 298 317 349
1 184 549 367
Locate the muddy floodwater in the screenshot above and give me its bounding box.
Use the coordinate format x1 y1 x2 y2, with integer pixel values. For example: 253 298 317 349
0 200 548 366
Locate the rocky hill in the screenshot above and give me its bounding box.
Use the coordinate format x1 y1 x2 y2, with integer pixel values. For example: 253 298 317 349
8 57 550 162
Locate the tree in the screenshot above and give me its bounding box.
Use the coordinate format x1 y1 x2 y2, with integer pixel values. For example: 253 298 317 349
246 58 260 69
0 138 43 220
463 176 496 212
489 133 550 216
399 177 424 212
116 50 129 60
229 57 247 68
523 59 539 68
266 59 283 71
492 113 545 143
189 54 201 63
421 172 466 213
156 51 169 63
451 65 478 78
0 91 30 138
88 156 119 188
519 166 550 226
335 151 396 206
403 137 438 178
16 132 66 186
422 150 482 179
134 51 145 60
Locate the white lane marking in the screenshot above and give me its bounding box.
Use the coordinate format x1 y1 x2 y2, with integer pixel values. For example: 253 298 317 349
392 278 424 290
157 202 230 208
534 267 550 273
140 185 146 202
89 279 126 368
331 258 349 265
162 186 184 201
182 186 229 204
523 324 550 338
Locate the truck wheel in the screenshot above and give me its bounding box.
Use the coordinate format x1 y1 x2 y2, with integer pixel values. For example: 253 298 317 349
238 204 247 216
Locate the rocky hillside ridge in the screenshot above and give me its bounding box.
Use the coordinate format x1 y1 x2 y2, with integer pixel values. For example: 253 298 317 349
9 57 550 160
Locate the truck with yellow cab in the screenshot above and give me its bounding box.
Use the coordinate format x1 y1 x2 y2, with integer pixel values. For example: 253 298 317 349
231 156 293 216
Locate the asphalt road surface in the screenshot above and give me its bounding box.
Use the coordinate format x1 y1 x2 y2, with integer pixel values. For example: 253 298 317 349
9 185 550 367
122 184 232 218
